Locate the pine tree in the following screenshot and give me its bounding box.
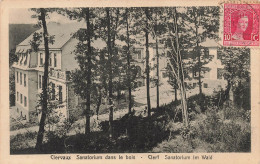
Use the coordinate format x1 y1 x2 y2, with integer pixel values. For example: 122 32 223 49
179 7 220 96
63 8 98 135
125 8 133 113
144 7 151 117
146 7 167 109
218 47 250 109
30 8 53 151
163 7 189 126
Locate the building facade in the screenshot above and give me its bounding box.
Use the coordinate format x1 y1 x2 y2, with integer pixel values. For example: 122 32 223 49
13 22 84 122
13 22 226 122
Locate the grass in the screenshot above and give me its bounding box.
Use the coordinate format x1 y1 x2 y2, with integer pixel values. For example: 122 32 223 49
10 93 251 154
10 118 38 131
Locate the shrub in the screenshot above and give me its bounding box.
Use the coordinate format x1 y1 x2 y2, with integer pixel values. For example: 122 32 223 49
10 131 37 153
152 136 193 153
193 105 251 152
187 94 212 112
216 121 250 152
222 103 249 121
195 107 222 144
43 131 65 153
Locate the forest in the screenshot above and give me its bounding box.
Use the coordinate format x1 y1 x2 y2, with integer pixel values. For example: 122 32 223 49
10 7 250 153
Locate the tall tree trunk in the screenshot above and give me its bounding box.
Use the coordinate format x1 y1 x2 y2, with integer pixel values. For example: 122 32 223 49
106 8 113 138
195 15 202 96
156 36 159 109
154 11 160 109
35 8 50 151
174 79 178 102
126 8 132 113
145 8 151 117
96 89 102 120
117 81 120 104
179 80 188 126
174 7 189 127
84 8 92 135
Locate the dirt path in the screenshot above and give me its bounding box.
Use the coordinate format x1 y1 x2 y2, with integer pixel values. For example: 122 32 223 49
11 82 203 136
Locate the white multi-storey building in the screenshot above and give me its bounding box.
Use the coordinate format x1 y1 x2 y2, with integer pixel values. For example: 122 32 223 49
131 37 226 92
13 22 226 122
13 22 85 122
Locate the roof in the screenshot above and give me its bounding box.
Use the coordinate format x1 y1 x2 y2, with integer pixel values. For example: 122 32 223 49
200 38 218 47
16 22 85 52
16 21 128 53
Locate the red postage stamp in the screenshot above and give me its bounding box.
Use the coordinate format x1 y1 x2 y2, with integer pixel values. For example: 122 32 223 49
224 4 260 46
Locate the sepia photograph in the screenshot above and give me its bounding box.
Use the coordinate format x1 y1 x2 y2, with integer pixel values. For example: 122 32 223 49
7 6 253 155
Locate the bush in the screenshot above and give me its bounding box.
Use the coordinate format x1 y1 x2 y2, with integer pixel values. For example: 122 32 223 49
195 107 222 144
152 136 193 153
193 106 251 152
187 94 212 112
222 103 249 121
216 121 250 152
42 131 65 153
10 131 37 153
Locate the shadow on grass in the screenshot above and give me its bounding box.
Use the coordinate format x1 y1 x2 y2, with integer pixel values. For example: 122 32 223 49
11 101 181 154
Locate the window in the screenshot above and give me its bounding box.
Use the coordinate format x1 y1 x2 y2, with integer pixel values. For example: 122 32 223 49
51 83 55 100
184 82 188 88
162 72 168 78
24 74 26 87
20 73 22 85
193 83 197 88
49 53 52 67
40 53 43 66
136 66 142 77
17 92 19 101
24 96 27 107
19 54 24 65
159 39 164 44
20 93 23 104
217 68 224 79
24 54 28 65
136 50 142 59
204 83 208 88
58 86 62 104
202 67 210 78
54 53 57 67
217 53 222 60
193 69 199 78
16 72 19 83
204 48 209 58
39 75 42 89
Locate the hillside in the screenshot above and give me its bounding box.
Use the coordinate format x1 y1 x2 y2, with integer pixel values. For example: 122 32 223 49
9 24 39 51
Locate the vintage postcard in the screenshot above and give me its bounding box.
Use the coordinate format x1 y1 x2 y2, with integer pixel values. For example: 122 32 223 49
0 0 260 164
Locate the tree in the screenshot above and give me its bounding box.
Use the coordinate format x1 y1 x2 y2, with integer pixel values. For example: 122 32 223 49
125 8 133 113
144 8 151 117
83 8 92 135
96 7 126 137
64 8 97 135
118 8 139 113
218 47 250 110
9 49 17 106
30 8 53 151
179 7 220 96
163 7 189 126
146 7 168 109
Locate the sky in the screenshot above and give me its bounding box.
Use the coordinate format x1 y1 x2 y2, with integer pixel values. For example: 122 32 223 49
9 8 77 24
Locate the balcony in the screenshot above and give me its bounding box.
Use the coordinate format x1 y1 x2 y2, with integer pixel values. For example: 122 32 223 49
49 69 71 81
